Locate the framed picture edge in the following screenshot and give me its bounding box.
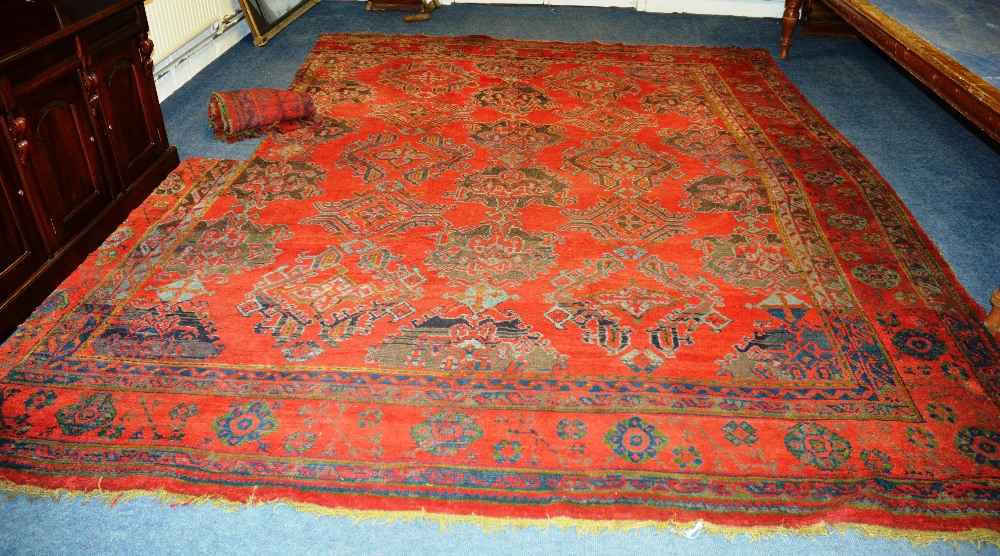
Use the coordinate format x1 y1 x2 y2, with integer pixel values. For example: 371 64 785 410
238 0 321 46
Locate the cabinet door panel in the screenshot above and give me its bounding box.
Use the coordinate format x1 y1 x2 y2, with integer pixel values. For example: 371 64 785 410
0 156 46 298
94 35 168 191
17 70 113 245
106 59 152 162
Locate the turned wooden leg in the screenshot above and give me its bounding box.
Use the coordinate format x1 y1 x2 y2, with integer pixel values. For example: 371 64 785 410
986 288 1000 333
779 0 803 60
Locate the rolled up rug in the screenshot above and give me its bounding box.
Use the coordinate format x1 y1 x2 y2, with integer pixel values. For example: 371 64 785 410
207 88 316 143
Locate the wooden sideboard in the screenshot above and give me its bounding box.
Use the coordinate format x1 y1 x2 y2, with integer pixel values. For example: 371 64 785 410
0 0 179 340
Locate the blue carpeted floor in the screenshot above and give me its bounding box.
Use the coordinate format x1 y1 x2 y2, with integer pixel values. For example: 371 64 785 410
1 2 998 554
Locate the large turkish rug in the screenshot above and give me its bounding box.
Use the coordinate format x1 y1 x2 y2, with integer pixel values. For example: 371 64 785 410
2 34 999 543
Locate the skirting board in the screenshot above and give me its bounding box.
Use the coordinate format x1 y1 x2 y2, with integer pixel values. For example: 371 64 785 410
153 18 251 101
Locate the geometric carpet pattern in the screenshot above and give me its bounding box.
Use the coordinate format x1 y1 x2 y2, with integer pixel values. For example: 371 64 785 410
1 34 998 541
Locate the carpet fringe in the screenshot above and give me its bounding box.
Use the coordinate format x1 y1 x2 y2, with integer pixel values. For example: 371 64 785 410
1 479 996 549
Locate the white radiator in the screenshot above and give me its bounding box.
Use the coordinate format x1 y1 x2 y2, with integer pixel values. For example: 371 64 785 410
144 0 225 63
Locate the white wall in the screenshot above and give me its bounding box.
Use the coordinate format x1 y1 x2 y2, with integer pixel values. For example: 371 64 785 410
152 18 250 100
447 0 782 17
640 0 782 17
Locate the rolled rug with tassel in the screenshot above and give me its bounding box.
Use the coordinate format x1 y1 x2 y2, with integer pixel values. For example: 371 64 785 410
207 88 315 143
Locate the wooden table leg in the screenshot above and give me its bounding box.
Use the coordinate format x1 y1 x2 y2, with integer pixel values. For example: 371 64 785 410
779 0 803 60
987 288 1000 333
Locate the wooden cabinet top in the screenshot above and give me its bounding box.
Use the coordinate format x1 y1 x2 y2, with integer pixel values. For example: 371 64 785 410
0 0 138 65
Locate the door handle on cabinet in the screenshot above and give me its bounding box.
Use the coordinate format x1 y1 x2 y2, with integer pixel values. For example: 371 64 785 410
139 34 155 76
82 72 100 118
82 71 98 91
6 115 29 165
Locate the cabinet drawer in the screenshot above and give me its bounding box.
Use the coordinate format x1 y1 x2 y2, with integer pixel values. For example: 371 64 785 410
81 8 141 57
3 37 78 97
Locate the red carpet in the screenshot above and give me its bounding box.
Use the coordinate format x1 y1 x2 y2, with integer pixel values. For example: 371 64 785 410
1 34 999 541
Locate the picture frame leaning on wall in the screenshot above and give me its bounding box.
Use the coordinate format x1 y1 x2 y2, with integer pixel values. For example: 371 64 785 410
238 0 321 46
